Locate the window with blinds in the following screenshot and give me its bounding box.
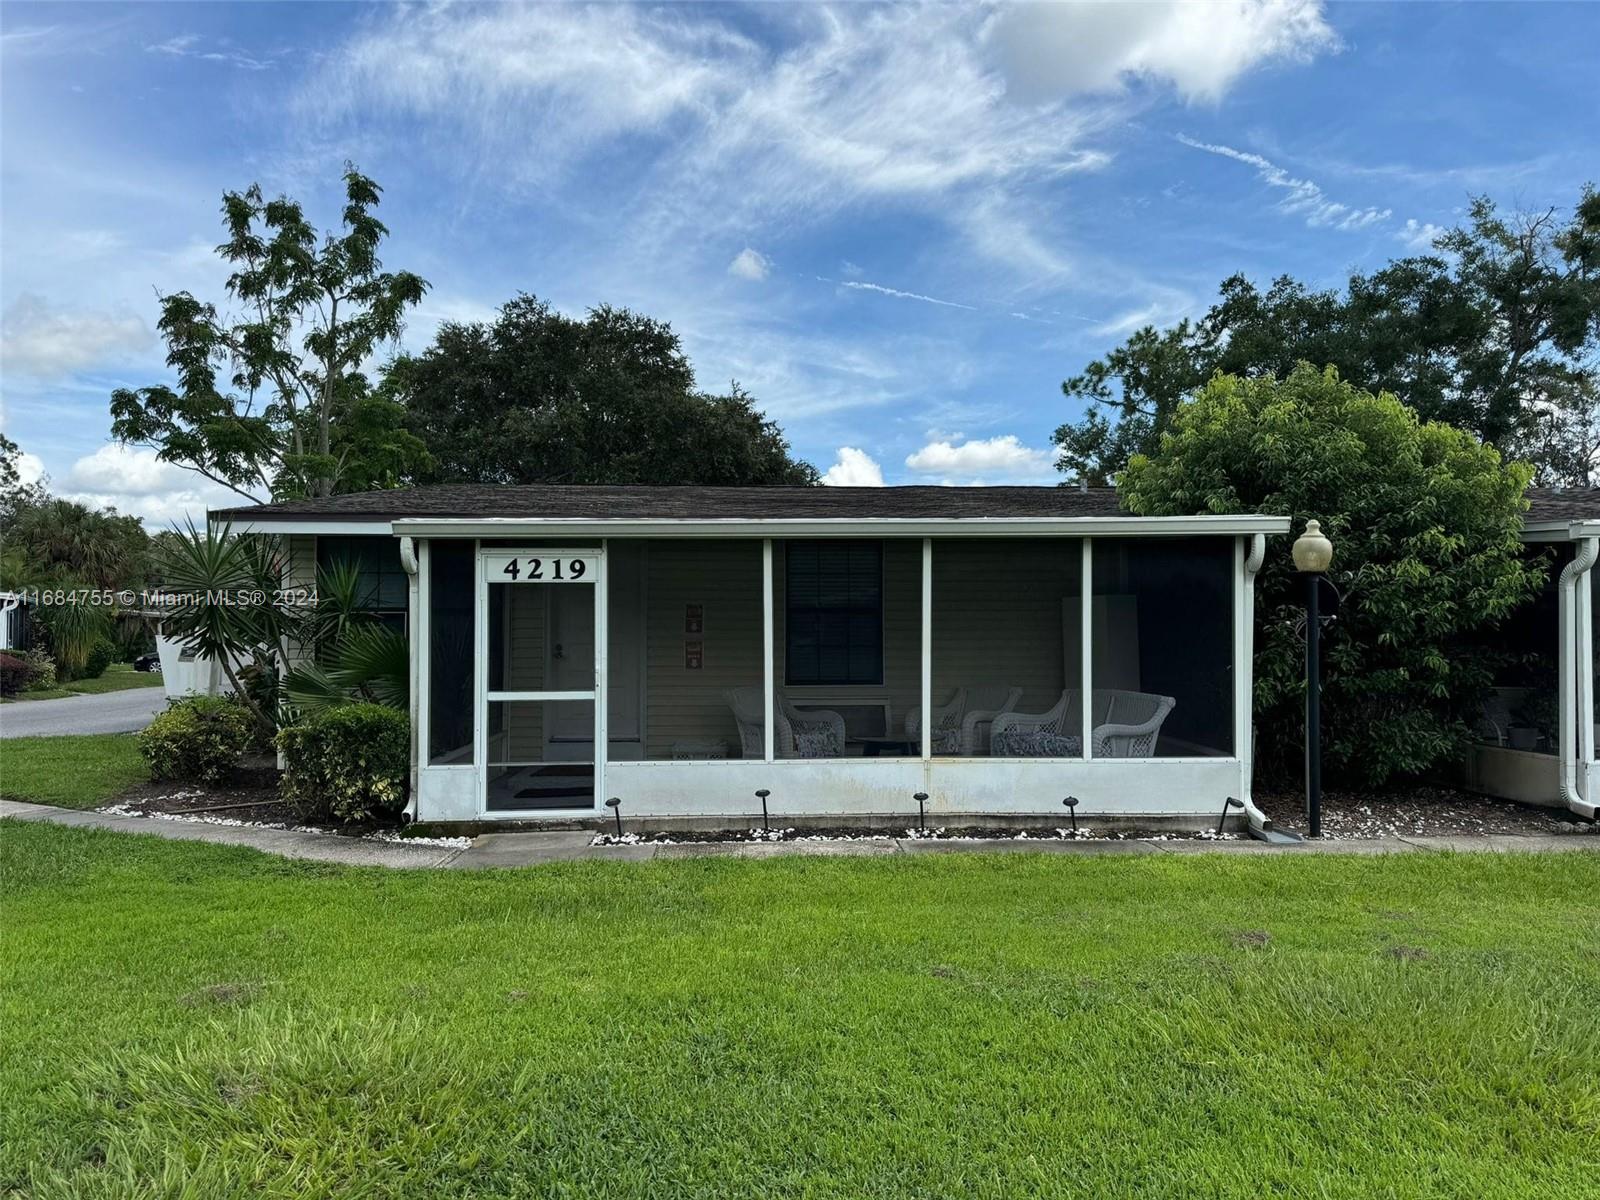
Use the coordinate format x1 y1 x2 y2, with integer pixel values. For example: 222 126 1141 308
316 536 409 633
785 541 883 686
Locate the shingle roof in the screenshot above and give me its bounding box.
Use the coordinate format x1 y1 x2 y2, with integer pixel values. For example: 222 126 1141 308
1525 488 1600 523
214 484 1128 523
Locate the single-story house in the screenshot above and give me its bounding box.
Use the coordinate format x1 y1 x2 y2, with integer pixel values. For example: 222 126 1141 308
1462 487 1600 819
218 485 1290 829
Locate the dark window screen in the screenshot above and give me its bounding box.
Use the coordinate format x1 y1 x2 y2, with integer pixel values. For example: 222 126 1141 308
316 536 408 625
785 541 882 685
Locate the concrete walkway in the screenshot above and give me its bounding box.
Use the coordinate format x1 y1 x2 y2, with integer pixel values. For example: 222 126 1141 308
0 800 465 868
3 800 1595 869
0 687 168 738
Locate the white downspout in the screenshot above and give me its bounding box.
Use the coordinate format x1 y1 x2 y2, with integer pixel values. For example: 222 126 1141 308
1239 534 1270 832
1560 537 1598 818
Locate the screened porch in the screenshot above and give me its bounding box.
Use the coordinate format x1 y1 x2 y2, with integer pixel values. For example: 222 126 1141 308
413 532 1250 820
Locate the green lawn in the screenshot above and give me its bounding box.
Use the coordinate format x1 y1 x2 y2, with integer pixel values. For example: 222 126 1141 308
0 734 147 807
2 822 1597 1199
10 662 165 702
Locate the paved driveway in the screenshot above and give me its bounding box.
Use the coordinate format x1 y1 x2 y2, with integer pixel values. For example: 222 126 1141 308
0 687 168 739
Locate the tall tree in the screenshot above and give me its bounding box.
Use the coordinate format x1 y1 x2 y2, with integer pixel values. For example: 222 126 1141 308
4 498 150 590
110 166 430 502
386 294 819 486
1121 365 1541 788
0 433 48 527
1055 186 1600 485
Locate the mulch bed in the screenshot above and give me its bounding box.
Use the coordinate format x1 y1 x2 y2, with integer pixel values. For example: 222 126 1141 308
106 765 398 838
110 779 297 823
104 773 1597 844
1255 785 1598 839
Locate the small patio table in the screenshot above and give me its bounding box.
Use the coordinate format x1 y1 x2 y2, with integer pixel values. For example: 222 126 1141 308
852 736 919 757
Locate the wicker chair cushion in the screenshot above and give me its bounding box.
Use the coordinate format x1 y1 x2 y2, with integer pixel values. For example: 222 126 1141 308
991 729 1082 758
794 728 841 758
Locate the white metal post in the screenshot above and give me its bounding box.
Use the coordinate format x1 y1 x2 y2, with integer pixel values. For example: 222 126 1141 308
594 541 609 810
921 537 933 760
762 538 775 763
473 540 487 815
1081 538 1094 759
413 539 429 799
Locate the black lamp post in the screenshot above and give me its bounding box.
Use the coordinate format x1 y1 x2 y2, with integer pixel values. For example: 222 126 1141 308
755 789 771 833
1292 519 1334 838
604 796 623 839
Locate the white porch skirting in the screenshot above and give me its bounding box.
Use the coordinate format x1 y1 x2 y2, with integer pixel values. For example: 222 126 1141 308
416 758 1242 823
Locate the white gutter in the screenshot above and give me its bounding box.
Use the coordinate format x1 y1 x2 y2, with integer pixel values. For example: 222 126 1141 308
1522 519 1600 543
389 514 1291 539
1238 534 1271 833
1558 536 1598 817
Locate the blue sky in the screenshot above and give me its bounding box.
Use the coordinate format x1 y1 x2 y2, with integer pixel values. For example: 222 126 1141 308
1 2 1596 523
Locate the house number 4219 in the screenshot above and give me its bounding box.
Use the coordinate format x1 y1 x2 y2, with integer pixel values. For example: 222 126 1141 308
501 557 589 581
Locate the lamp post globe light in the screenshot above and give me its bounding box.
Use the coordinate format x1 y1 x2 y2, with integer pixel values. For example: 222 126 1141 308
1292 519 1334 838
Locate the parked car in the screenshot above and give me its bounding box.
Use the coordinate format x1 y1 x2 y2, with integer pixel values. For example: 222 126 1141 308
133 653 161 674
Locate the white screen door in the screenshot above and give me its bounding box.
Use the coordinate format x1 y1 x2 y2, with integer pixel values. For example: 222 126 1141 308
477 549 605 814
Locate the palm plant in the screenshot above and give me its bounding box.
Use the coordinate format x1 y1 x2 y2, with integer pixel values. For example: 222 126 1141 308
36 593 111 679
282 621 409 718
9 499 149 589
155 523 298 734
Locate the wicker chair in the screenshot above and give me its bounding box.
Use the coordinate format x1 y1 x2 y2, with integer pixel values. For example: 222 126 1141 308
724 687 847 758
990 689 1176 758
907 684 1023 755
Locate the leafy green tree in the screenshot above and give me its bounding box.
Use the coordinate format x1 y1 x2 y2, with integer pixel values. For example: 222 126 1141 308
386 294 818 486
1056 186 1600 484
1120 365 1542 788
110 166 430 503
0 434 48 527
4 499 150 590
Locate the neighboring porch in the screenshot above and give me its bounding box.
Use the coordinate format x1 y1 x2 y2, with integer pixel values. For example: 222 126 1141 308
413 531 1255 823
1462 525 1600 816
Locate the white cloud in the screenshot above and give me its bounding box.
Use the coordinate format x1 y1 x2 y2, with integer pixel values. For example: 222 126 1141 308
61 444 247 528
821 446 886 487
836 280 977 311
728 248 771 282
1397 218 1445 251
989 0 1339 104
146 34 276 71
303 3 1326 275
1176 135 1391 231
904 434 1055 483
12 450 46 488
0 294 153 378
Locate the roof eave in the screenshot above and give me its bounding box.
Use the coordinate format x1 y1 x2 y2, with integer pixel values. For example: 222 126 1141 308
385 514 1291 538
1522 519 1600 542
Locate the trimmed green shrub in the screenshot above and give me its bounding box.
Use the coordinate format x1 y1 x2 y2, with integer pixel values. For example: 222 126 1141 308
22 649 57 691
83 638 117 680
0 653 41 697
138 696 254 785
278 703 409 824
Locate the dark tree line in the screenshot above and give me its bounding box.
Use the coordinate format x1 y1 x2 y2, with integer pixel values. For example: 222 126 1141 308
1055 188 1600 486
